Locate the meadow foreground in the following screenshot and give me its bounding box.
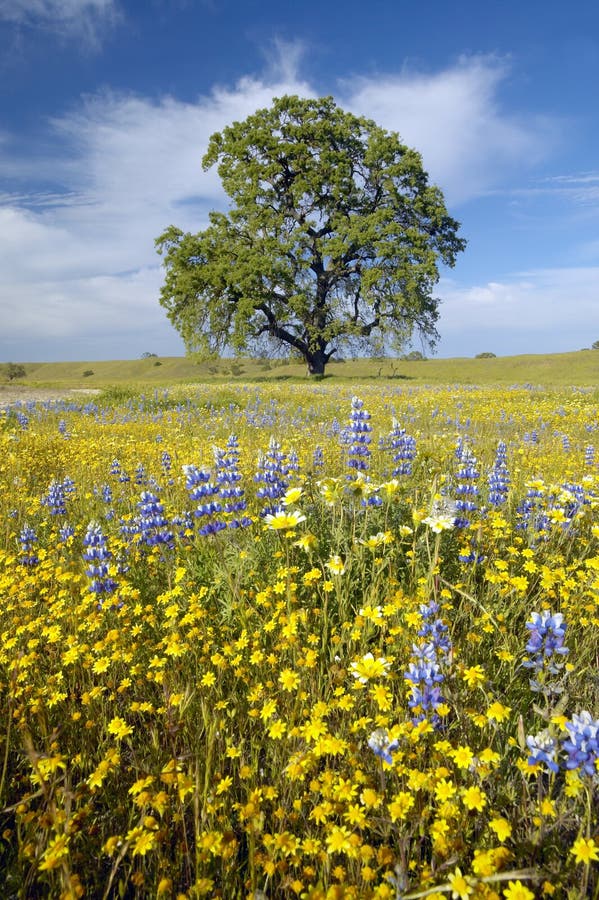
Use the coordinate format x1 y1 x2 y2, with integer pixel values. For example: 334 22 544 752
0 382 598 898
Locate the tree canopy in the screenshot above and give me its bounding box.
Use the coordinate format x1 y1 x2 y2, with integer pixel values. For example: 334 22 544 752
156 95 466 375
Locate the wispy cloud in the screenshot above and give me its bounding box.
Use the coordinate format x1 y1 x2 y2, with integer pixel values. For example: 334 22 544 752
522 172 599 206
0 0 119 47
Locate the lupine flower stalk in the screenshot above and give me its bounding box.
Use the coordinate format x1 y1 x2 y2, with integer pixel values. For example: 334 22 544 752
404 600 451 727
523 610 569 697
562 712 599 777
345 396 372 475
41 480 67 516
183 465 224 535
214 435 252 529
488 441 510 506
83 522 117 600
254 437 289 517
19 524 38 567
136 491 174 548
388 418 417 476
453 439 479 529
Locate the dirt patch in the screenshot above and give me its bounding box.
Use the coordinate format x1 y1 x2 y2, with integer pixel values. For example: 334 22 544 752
0 386 102 410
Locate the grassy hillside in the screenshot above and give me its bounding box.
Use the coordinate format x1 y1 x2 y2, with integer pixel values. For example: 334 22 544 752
3 349 599 389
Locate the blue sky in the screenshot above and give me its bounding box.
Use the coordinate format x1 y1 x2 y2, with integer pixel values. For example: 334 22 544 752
1 0 598 362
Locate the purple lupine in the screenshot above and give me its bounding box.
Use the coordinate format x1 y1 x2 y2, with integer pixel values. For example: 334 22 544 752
82 522 117 600
553 482 587 530
312 445 325 471
417 600 451 653
404 600 451 727
288 449 300 481
488 441 510 507
389 418 417 476
368 728 399 765
404 649 445 724
516 483 549 536
19 524 38 567
183 464 224 536
184 465 220 510
111 459 130 483
524 612 569 674
254 437 289 517
562 712 599 777
171 510 195 540
584 445 595 467
134 463 147 486
41 480 67 516
454 439 479 529
523 610 569 701
345 396 372 475
136 491 174 548
58 523 75 543
526 730 559 773
214 436 252 529
161 451 172 474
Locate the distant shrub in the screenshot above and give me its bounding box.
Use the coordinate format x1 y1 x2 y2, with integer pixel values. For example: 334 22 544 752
403 350 426 361
153 361 162 367
230 363 244 376
592 341 599 350
207 366 219 375
83 370 94 377
4 363 26 381
141 352 158 358
475 352 497 358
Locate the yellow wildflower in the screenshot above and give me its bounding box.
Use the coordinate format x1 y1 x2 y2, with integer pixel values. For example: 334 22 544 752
570 836 599 863
486 701 511 723
503 881 535 900
350 653 390 683
447 867 474 899
107 717 133 740
462 785 487 811
489 817 512 841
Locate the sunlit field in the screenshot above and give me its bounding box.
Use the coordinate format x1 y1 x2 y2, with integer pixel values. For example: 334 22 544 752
1 382 599 899
5 347 599 388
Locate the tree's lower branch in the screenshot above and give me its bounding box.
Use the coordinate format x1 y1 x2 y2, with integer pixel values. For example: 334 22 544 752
256 304 309 357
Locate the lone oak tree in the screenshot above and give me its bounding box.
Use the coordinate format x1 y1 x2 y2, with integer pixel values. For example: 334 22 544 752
156 95 466 375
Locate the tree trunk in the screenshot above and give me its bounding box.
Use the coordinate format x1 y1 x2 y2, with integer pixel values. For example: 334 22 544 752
306 349 328 376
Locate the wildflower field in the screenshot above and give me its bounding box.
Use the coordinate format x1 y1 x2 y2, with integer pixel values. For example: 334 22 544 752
1 381 599 899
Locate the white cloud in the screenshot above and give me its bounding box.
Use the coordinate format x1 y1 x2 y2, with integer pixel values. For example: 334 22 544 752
0 56 313 359
342 56 557 204
437 267 599 355
0 0 118 46
0 265 185 361
0 266 163 339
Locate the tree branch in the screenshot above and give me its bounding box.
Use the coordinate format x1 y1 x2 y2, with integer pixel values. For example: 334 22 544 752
255 303 308 357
